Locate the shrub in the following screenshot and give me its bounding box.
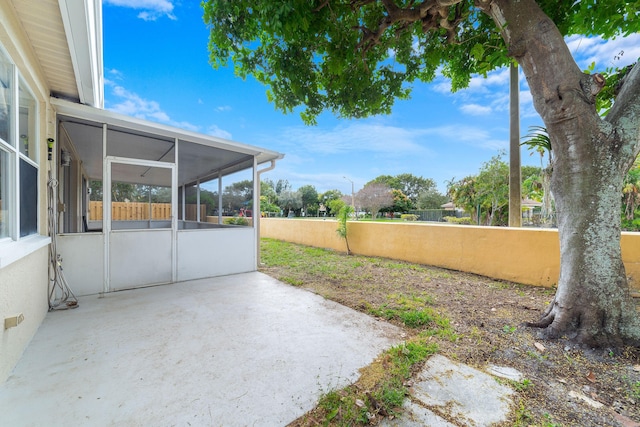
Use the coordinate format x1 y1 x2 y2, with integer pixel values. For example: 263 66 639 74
224 216 249 226
400 214 419 221
621 216 640 232
444 216 473 225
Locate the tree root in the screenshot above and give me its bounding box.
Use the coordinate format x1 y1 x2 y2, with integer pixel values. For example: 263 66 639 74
521 294 640 348
523 296 556 328
523 313 555 329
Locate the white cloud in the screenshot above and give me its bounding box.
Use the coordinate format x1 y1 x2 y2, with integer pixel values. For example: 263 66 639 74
279 122 432 156
467 68 510 92
207 125 232 140
106 68 124 80
215 105 232 112
567 33 640 70
433 68 511 96
460 104 492 116
422 125 506 150
104 80 230 136
103 0 176 21
274 121 505 161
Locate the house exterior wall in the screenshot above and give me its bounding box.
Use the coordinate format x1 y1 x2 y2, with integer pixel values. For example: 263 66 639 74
260 219 640 291
0 247 49 382
0 2 55 383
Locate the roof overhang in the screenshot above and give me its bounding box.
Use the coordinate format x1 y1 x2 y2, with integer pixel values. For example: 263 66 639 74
58 0 104 107
9 0 103 106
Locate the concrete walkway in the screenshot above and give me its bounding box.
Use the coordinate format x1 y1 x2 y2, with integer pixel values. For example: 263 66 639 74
0 272 403 426
380 355 517 427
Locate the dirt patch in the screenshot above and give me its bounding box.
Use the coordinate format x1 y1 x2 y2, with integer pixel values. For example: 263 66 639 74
260 239 640 426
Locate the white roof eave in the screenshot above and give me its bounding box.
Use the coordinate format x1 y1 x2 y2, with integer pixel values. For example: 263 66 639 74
58 0 104 107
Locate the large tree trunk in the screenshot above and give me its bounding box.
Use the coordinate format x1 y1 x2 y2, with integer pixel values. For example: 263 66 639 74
481 0 640 346
546 118 638 346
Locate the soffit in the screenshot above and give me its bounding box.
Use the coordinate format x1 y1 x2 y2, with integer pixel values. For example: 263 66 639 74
10 0 99 105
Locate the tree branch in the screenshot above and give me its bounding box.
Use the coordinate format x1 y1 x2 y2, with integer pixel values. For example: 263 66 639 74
352 0 464 53
607 62 640 164
579 73 605 104
480 0 584 125
606 61 640 140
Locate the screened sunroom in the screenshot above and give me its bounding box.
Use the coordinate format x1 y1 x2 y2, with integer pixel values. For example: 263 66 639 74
52 99 282 296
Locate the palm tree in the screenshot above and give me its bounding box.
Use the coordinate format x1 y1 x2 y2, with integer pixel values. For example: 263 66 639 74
336 205 354 255
521 126 554 226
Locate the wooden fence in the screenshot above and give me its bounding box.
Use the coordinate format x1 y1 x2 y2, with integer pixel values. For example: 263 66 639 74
89 201 205 221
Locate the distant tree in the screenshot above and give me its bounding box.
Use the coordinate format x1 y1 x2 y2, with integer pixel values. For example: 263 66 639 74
447 152 509 226
368 173 437 205
261 180 278 204
298 184 319 215
521 165 541 180
260 195 280 215
278 189 302 215
447 176 479 222
89 180 103 201
185 188 217 215
622 156 640 229
319 189 344 216
110 182 138 202
383 188 412 214
356 183 393 220
275 179 291 195
417 189 449 210
326 198 346 217
223 180 253 213
201 190 217 214
475 152 509 226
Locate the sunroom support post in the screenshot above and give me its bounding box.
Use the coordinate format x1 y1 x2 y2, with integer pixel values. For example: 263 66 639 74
196 179 201 222
256 159 277 266
218 172 222 224
101 123 109 294
253 156 259 268
180 185 185 221
171 137 178 283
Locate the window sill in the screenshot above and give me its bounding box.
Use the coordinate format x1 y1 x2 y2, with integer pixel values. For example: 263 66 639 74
0 235 51 269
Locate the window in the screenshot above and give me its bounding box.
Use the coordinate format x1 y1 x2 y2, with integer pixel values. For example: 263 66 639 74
0 45 40 245
19 77 37 163
0 149 10 239
0 49 13 146
19 158 37 237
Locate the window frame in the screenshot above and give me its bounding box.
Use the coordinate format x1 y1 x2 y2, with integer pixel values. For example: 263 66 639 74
0 43 48 269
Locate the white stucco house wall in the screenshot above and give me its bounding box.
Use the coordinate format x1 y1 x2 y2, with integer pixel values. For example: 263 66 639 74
0 0 282 382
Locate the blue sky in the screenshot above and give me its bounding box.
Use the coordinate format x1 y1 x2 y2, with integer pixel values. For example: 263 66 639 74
102 1 640 195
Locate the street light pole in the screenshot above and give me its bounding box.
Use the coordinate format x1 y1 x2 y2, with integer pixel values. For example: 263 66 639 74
343 176 355 218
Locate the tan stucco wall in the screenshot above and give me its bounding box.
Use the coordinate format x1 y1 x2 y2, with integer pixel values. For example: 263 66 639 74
0 247 49 382
260 218 640 291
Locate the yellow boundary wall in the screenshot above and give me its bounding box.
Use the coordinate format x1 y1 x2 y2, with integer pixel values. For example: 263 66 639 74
260 218 640 290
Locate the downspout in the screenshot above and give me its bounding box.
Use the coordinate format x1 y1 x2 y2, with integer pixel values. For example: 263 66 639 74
255 159 278 267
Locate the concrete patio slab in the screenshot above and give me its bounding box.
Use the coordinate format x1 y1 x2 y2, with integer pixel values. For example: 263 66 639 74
0 272 403 426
